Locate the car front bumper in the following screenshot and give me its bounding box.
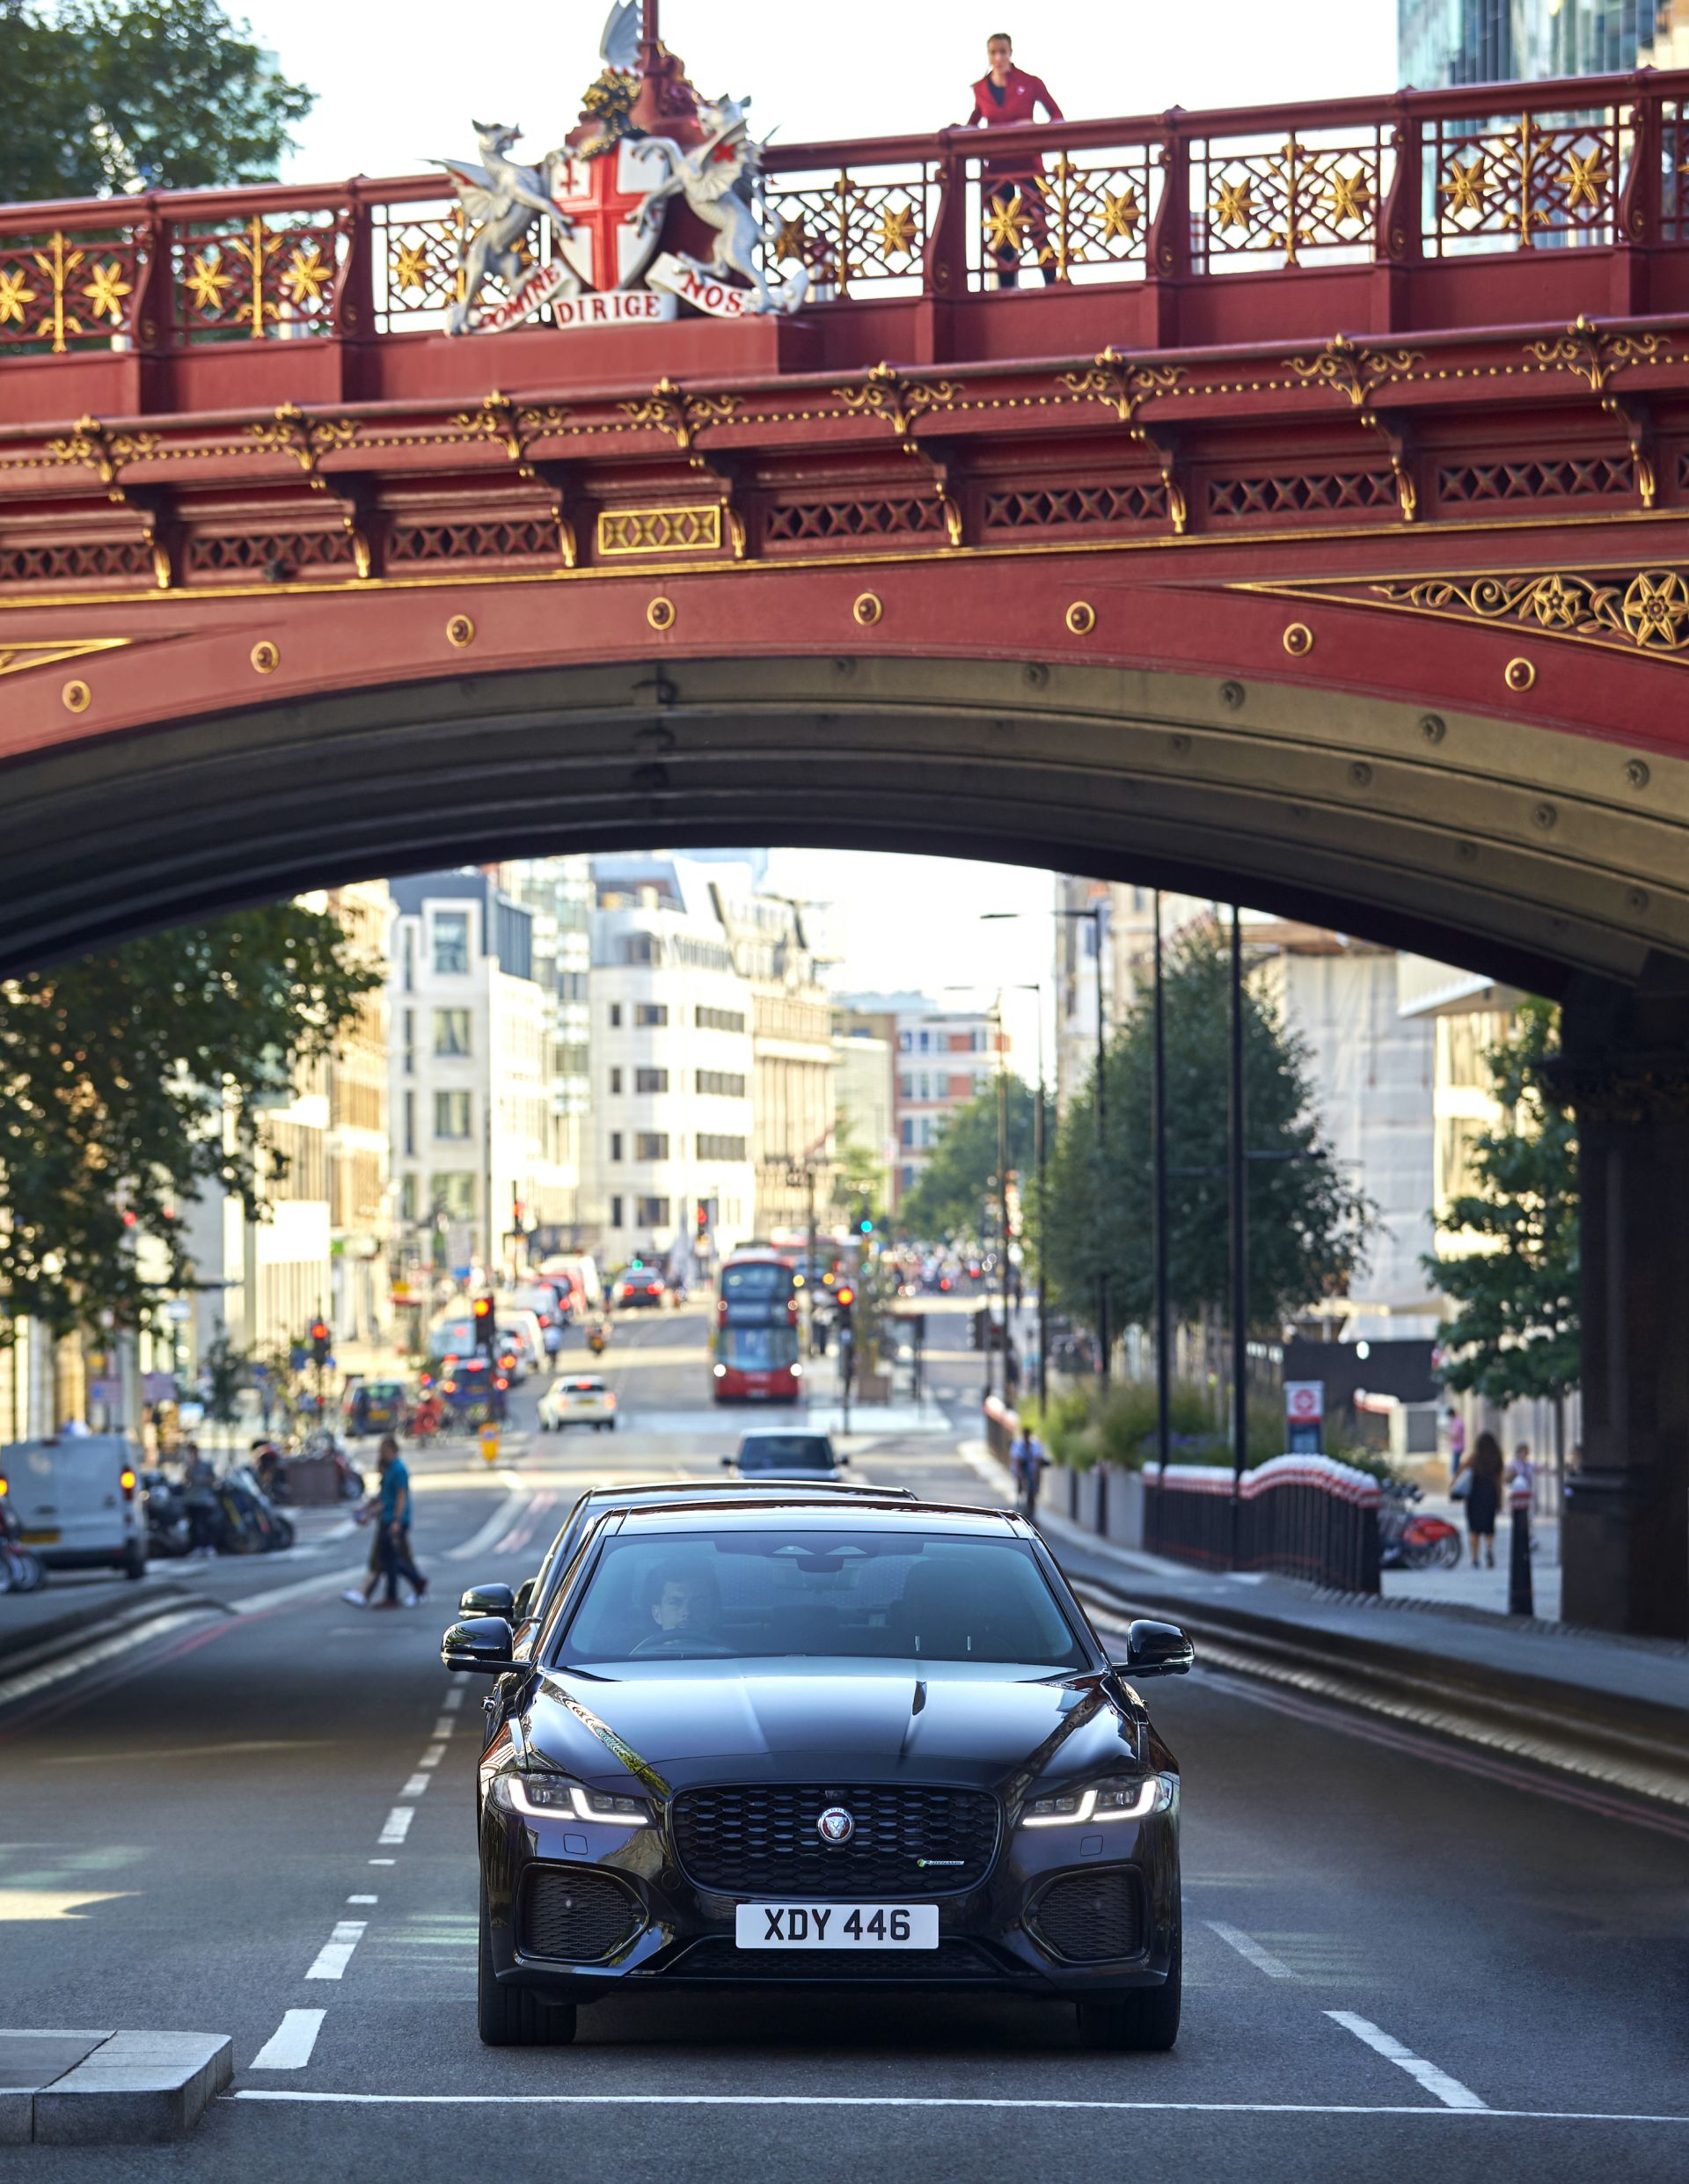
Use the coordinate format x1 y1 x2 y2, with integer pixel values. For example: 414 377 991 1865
480 1792 1180 2004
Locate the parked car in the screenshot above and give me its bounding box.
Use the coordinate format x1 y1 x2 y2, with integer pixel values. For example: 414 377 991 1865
537 1374 618 1433
0 1433 147 1578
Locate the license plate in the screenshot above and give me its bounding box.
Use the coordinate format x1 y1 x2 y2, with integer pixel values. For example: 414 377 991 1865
19 1528 60 1545
735 1902 938 1950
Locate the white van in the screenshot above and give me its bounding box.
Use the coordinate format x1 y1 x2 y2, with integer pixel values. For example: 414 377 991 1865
1 1433 147 1578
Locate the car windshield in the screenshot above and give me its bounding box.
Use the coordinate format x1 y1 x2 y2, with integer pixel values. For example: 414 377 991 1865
739 1436 831 1471
554 1529 1086 1667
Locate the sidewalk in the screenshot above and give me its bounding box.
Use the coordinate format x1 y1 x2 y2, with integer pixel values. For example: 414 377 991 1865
965 1441 1689 1733
797 1348 955 1439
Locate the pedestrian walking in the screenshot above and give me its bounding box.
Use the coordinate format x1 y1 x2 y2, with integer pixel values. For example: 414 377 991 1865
1445 1407 1466 1490
1008 1423 1049 1521
370 1435 428 1610
962 32 1064 289
181 1440 218 1558
1451 1429 1504 1568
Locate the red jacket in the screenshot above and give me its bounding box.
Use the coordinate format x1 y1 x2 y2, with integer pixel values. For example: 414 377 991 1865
966 67 1064 175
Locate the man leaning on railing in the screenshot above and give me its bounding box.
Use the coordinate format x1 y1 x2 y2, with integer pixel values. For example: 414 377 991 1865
961 31 1064 288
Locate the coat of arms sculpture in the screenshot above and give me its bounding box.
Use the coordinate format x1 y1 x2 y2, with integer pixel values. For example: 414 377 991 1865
434 2 808 336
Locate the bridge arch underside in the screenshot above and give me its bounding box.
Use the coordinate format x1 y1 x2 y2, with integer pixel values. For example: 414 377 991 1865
2 651 1686 989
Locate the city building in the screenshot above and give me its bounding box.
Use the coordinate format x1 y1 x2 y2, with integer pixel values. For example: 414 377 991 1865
1247 925 1440 1339
714 890 835 1240
1400 0 1657 84
1053 878 1217 1113
832 1009 897 1211
839 993 1010 1202
324 881 394 1348
387 871 557 1286
587 857 757 1273
499 857 594 1256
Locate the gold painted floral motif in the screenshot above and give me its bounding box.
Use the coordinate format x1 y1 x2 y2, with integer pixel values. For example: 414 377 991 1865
1372 568 1689 654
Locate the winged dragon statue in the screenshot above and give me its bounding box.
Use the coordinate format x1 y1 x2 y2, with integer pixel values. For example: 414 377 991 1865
632 97 809 315
434 121 579 334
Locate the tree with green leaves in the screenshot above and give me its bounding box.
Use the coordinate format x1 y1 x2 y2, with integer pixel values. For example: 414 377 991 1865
0 1 313 201
1427 997 1578 1462
0 905 382 1341
1043 928 1373 1339
895 1075 1047 1245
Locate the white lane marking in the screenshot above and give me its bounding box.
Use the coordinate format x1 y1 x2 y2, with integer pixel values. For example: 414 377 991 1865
418 1744 448 1770
398 1773 430 1799
305 1919 368 1981
250 2010 325 2070
0 1609 212 1710
347 1894 378 1905
368 1858 395 1867
1326 2012 1488 2111
431 1716 456 1738
444 1477 530 1564
1205 1920 1297 1979
228 2093 1689 2122
377 1807 414 1845
231 1568 367 1616
441 1688 465 1713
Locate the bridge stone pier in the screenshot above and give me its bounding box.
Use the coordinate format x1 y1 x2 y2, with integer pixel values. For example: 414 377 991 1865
8 63 1689 1632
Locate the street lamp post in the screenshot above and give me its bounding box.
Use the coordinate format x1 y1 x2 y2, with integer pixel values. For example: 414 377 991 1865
1152 891 1172 1476
1228 905 1249 1565
954 971 1049 1410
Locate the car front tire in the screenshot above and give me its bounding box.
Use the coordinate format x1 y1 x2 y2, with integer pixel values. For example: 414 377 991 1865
1075 1924 1181 2051
478 1883 576 2048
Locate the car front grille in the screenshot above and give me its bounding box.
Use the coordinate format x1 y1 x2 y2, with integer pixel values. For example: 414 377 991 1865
1029 1869 1145 1962
672 1783 998 1897
667 1937 1002 1980
519 1865 643 1961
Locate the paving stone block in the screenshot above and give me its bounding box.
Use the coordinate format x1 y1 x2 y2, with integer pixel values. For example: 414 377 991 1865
30 2031 232 2144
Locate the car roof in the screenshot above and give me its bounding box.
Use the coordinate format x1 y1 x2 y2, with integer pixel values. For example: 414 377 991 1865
613 1499 1017 1535
554 1374 606 1387
737 1427 830 1440
574 1480 914 1510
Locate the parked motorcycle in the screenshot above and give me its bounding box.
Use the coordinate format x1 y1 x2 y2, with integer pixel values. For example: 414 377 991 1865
0 1495 48 1592
140 1468 193 1558
1378 1480 1462 1570
211 1465 296 1554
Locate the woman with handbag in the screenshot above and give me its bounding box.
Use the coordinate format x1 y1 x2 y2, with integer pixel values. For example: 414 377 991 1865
1451 1430 1504 1568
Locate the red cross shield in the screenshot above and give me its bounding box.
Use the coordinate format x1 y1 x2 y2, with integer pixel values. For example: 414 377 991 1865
549 139 666 293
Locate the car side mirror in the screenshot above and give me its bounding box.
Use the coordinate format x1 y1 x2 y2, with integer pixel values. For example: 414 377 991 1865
837 1454 849 1466
1116 1619 1194 1679
458 1581 515 1621
720 1455 733 1468
442 1616 515 1675
512 1579 535 1621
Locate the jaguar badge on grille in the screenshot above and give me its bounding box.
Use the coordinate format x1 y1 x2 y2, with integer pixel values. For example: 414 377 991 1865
816 1806 855 1844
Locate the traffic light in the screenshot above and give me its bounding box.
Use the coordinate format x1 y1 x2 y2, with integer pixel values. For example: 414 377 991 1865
696 1199 710 1232
858 1214 874 1235
309 1317 331 1367
834 1285 855 1316
472 1294 495 1356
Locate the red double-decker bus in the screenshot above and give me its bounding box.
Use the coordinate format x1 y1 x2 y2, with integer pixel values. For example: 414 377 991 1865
712 1250 801 1403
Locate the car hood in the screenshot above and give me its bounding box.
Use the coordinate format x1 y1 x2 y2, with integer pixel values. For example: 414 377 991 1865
525 1663 1138 1797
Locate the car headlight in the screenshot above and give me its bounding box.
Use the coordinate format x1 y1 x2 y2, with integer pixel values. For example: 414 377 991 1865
501 1773 652 1826
1021 1775 1174 1827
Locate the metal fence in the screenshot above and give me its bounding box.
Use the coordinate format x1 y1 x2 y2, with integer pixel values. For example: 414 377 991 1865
1144 1455 1381 1594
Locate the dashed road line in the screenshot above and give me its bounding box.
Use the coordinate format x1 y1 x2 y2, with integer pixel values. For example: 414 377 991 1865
398 1773 430 1798
368 1858 396 1867
418 1743 448 1770
305 1919 368 1981
441 1687 465 1713
377 1807 414 1845
431 1716 456 1738
1205 1920 1297 1979
1326 2012 1488 2110
250 2009 325 2070
347 1894 378 1905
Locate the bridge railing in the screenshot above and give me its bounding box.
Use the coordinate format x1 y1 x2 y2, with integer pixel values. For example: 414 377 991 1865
0 67 1683 354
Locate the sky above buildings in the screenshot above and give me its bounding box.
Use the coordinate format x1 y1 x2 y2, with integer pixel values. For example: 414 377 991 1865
238 0 1397 1079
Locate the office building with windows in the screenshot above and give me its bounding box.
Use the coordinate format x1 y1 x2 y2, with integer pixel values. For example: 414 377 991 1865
1399 0 1659 85
586 857 757 1272
839 993 1009 1202
499 856 594 1254
324 880 394 1346
387 872 560 1284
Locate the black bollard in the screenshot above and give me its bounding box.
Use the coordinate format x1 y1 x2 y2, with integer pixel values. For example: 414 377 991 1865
1508 1485 1534 1617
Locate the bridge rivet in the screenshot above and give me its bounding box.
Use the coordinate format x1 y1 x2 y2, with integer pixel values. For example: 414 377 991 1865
1504 656 1535 692
1627 888 1651 913
1420 713 1446 744
1283 622 1313 657
62 678 90 714
1064 600 1096 635
446 615 475 649
1023 663 1049 690
1457 841 1479 862
1533 802 1558 830
1626 759 1651 788
1220 680 1245 710
1349 761 1373 788
250 641 279 674
852 592 883 627
1170 733 1191 755
647 596 676 632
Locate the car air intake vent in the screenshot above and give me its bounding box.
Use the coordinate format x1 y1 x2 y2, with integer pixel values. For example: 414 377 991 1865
673 1784 998 1896
520 1866 642 1961
1031 1869 1145 1962
671 1938 1000 1980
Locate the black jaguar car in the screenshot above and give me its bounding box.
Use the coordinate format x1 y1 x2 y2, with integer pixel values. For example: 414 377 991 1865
443 1499 1192 2051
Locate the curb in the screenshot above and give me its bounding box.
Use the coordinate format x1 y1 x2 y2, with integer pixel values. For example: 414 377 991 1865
1 2032 231 2143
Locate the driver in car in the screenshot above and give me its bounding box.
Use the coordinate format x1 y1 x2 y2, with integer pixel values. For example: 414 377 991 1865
636 1560 723 1653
